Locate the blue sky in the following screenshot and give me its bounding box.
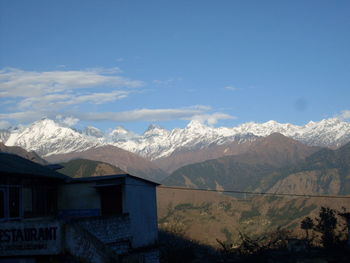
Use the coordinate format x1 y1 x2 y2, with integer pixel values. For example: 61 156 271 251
0 0 349 133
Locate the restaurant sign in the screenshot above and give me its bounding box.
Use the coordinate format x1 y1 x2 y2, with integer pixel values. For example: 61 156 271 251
0 220 62 256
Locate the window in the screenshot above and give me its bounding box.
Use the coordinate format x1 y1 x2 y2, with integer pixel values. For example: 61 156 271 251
9 187 20 218
23 187 33 215
0 188 5 219
99 185 123 216
0 185 21 220
31 186 57 217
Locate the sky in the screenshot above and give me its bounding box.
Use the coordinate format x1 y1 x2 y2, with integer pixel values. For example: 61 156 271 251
0 0 350 133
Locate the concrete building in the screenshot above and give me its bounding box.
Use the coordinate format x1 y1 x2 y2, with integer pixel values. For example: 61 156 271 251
0 153 159 263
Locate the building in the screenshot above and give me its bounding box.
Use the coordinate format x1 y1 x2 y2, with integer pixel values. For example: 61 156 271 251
0 153 159 263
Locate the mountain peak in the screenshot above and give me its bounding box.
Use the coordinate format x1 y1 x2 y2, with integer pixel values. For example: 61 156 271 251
146 124 162 131
83 126 104 138
144 124 168 137
111 126 129 134
186 120 208 130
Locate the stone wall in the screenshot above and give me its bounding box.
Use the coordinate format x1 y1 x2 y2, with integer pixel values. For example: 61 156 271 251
64 223 118 263
75 214 132 254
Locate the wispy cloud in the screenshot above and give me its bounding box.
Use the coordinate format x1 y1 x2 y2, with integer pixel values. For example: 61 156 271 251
56 115 80 127
224 86 239 91
0 111 49 123
152 77 182 88
77 106 214 122
0 67 142 98
0 68 143 123
17 90 130 110
188 113 236 126
338 110 350 120
0 68 236 127
0 120 11 129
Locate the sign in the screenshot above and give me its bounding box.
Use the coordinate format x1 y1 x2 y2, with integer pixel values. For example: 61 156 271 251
0 220 62 256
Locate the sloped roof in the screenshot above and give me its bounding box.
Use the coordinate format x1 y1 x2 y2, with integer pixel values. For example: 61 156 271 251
71 173 160 186
0 152 69 181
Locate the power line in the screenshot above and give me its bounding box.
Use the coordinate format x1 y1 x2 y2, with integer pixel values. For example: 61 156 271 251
157 185 350 199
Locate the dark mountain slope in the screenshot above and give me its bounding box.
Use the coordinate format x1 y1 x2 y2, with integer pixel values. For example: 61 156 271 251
45 145 168 182
58 159 126 178
264 141 350 195
154 134 258 173
163 133 320 192
0 142 47 165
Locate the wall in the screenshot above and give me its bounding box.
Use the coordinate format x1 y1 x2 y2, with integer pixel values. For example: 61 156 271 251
76 215 131 254
123 177 158 248
57 183 100 217
64 222 119 263
0 220 62 257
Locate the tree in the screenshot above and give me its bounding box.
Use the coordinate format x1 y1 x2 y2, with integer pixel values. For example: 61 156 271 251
314 207 337 248
300 216 314 241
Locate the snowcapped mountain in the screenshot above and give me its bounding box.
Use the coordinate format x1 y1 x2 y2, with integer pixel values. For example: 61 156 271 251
82 126 104 138
4 119 102 156
1 118 350 160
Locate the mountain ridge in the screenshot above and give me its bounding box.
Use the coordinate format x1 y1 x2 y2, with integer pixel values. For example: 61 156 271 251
163 134 326 194
1 117 350 162
45 144 168 182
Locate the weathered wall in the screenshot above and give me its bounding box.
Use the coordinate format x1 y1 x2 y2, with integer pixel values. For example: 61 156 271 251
64 223 118 263
58 183 100 217
76 215 132 254
124 177 158 248
0 220 62 257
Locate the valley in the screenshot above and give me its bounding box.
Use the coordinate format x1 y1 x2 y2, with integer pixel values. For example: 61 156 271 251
1 118 350 248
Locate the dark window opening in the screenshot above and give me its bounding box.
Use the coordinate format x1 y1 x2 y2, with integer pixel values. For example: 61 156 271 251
31 186 57 217
99 185 123 216
0 186 21 219
9 187 20 218
0 190 4 218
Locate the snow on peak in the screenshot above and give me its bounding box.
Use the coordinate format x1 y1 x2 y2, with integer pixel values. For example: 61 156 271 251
2 117 350 160
5 119 102 156
83 126 104 138
144 124 169 137
186 120 208 130
109 126 139 142
111 126 129 135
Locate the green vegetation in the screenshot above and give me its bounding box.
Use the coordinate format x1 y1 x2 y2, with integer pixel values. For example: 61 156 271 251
240 209 261 221
174 202 212 212
58 158 122 177
267 200 317 226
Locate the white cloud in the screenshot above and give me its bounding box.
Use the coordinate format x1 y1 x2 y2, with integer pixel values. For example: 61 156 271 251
56 115 80 127
76 106 219 122
0 68 142 123
17 90 130 110
339 110 350 120
0 105 236 127
188 113 236 126
0 120 11 129
0 111 49 122
0 67 143 98
224 86 239 91
0 68 236 127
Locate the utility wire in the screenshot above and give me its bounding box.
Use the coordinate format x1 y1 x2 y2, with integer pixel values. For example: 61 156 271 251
157 185 350 199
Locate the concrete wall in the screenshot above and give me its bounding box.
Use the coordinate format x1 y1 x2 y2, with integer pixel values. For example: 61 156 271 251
58 183 100 217
58 177 158 249
123 177 158 248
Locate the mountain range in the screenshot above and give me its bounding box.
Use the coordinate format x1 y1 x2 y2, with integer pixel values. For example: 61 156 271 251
164 133 350 198
45 145 168 182
2 118 350 160
1 122 350 247
0 118 350 185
